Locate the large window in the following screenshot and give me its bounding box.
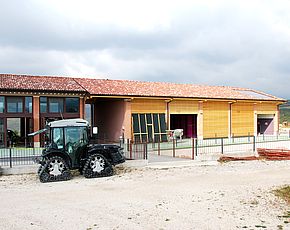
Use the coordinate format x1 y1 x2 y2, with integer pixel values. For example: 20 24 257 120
0 97 4 113
85 104 92 125
40 97 47 113
25 97 32 113
49 98 63 113
65 98 79 113
41 97 80 114
132 113 167 143
7 97 23 113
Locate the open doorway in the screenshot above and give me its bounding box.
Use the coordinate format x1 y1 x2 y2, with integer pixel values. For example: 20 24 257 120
170 114 197 138
257 114 274 135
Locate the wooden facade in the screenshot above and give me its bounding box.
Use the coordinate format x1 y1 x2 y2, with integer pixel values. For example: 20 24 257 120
169 100 198 114
131 99 166 114
203 101 229 138
126 99 280 140
231 102 254 136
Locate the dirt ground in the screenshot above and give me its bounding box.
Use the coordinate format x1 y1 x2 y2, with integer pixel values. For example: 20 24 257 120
0 161 290 230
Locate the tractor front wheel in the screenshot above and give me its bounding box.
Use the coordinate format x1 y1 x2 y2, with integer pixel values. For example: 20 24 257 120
38 156 72 183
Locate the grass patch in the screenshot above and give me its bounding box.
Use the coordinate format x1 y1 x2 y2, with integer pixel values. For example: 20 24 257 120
273 185 290 204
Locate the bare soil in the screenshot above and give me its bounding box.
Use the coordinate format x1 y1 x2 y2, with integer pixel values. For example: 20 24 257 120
0 161 290 230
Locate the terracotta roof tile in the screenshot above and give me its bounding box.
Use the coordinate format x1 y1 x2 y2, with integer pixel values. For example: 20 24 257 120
0 74 284 101
74 78 284 101
0 74 85 92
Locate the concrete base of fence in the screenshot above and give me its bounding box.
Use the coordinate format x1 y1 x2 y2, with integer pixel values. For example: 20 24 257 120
147 160 218 169
121 159 148 168
1 165 38 175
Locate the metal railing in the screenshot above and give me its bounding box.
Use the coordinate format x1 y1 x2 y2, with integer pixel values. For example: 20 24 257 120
0 147 42 168
121 134 290 160
1 134 289 168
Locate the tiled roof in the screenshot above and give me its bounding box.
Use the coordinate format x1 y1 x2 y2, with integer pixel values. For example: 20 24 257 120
0 74 86 92
0 74 284 101
74 78 284 101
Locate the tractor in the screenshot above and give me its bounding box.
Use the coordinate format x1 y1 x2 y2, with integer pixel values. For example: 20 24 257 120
29 119 125 183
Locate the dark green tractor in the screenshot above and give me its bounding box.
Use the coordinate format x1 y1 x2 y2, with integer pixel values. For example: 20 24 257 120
30 119 125 183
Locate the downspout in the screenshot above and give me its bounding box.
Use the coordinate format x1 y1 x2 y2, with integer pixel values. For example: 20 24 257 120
166 99 173 130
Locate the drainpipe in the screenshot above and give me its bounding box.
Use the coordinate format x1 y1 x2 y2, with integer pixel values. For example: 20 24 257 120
165 99 173 130
228 101 235 138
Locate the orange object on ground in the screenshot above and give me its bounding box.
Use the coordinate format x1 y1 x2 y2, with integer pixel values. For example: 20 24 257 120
218 148 290 162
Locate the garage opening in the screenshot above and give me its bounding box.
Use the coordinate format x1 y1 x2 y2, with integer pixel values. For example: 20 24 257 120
170 114 197 138
257 114 274 135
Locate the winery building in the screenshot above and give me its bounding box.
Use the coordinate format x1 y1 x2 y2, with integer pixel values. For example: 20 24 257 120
0 74 285 148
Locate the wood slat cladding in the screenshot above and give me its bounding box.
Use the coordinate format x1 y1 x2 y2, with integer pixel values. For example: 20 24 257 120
203 101 229 138
232 102 254 136
169 100 198 114
256 103 277 114
131 99 166 113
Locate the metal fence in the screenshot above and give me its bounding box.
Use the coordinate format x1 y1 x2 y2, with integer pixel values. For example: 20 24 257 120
0 148 42 168
121 134 290 160
1 134 290 168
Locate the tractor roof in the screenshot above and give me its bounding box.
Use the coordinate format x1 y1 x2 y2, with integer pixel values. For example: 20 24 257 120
48 119 89 128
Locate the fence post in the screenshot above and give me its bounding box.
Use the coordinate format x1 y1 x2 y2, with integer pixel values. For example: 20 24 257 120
127 139 130 152
9 147 12 168
192 138 195 160
146 143 148 160
129 140 132 159
195 138 198 156
221 138 224 154
253 136 256 152
158 141 160 156
143 143 146 160
173 139 175 157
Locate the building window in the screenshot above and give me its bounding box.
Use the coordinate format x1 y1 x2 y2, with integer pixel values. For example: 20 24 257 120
40 97 47 113
85 104 92 125
7 97 23 113
132 113 167 143
65 98 79 113
49 98 63 113
25 97 32 113
0 97 4 113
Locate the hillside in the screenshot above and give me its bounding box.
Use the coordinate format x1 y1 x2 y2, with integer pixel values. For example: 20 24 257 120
280 100 290 124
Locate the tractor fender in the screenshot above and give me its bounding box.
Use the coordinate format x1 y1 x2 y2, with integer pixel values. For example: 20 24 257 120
42 150 72 169
87 148 110 161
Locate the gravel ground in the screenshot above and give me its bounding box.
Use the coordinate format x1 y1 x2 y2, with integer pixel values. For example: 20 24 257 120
0 160 290 230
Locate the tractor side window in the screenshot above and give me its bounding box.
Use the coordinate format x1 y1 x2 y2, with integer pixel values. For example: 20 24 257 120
53 128 64 149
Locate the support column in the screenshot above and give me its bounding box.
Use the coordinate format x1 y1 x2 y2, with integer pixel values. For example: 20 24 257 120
165 99 172 130
79 96 85 119
253 103 257 136
274 105 279 135
228 103 232 138
33 96 40 147
197 101 203 139
122 99 132 140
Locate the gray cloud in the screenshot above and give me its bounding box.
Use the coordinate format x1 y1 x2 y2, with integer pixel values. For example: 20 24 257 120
0 0 289 99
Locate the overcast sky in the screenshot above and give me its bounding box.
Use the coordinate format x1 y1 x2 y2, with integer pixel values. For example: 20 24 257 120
0 0 290 98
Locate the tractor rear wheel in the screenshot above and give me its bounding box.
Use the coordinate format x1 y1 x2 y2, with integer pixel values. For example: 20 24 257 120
83 153 113 178
38 156 72 183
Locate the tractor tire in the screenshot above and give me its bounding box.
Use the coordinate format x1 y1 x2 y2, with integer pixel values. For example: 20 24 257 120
38 156 72 183
83 153 113 178
37 165 44 175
